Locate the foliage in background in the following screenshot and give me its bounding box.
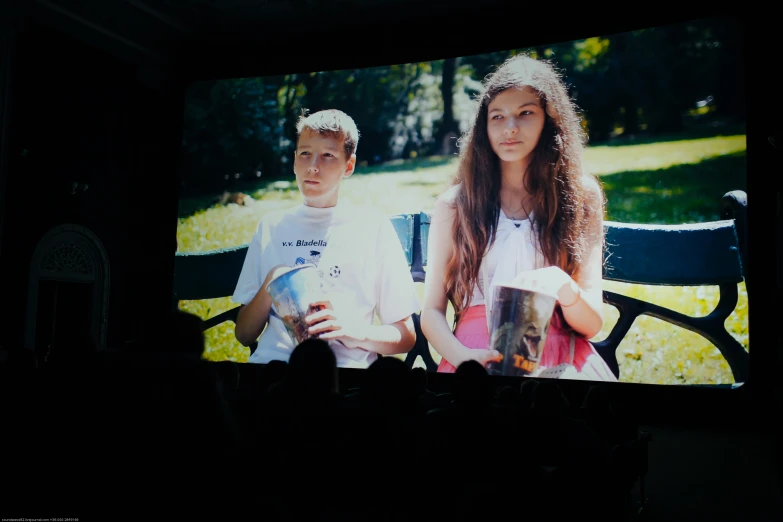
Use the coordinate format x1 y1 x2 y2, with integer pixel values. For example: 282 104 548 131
179 17 743 197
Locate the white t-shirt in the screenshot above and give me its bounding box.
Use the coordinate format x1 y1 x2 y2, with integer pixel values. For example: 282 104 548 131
232 203 421 368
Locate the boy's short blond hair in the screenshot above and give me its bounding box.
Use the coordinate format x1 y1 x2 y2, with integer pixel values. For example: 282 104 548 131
296 109 360 160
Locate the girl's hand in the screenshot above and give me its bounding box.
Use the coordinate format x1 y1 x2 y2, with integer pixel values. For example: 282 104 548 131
511 266 579 306
461 348 503 368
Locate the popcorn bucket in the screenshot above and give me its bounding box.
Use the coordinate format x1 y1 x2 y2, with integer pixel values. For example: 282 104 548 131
486 284 558 377
265 264 326 346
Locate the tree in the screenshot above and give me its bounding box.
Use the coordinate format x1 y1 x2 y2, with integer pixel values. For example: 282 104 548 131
434 57 460 155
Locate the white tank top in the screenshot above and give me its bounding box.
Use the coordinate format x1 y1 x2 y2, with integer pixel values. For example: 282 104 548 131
467 209 547 309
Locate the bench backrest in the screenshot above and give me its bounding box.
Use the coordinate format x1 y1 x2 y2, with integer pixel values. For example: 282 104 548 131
173 214 745 301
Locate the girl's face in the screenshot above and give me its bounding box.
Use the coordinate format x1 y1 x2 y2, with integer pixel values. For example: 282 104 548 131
486 86 546 167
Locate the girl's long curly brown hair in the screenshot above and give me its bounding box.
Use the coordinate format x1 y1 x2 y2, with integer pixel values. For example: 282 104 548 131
445 54 604 323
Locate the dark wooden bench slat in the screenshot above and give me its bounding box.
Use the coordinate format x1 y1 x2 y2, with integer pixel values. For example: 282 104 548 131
603 220 743 286
174 214 416 302
390 214 415 266
420 211 431 269
174 245 248 301
203 307 241 331
421 211 743 286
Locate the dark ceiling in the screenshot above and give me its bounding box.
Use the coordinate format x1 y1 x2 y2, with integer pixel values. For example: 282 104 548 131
11 1 735 69
5 0 769 93
12 0 486 66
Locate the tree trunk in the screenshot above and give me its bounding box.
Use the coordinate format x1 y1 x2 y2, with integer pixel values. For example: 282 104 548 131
623 104 639 136
280 74 300 177
436 57 459 156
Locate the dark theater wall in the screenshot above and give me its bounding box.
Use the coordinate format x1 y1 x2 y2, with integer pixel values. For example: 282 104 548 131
1 17 182 352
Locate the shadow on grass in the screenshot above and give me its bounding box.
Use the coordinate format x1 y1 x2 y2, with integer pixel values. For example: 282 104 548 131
400 179 446 188
590 122 746 148
177 195 223 219
601 151 746 224
177 150 746 224
177 155 457 217
351 155 455 176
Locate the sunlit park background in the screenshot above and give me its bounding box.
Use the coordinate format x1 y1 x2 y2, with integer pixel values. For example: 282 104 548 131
175 17 747 385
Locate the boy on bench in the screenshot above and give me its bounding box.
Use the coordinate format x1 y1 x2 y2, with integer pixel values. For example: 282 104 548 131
232 109 420 368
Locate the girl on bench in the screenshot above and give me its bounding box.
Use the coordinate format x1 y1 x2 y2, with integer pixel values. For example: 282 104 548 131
421 54 617 382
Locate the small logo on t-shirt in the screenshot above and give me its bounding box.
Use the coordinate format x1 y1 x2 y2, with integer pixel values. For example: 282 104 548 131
296 250 322 266
328 265 341 278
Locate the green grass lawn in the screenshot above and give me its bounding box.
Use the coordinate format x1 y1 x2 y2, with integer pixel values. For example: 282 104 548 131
177 133 748 385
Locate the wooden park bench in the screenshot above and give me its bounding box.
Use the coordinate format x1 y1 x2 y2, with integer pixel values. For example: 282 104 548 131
173 190 749 384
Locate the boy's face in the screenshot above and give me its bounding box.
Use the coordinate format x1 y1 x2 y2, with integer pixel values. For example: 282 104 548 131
294 129 356 208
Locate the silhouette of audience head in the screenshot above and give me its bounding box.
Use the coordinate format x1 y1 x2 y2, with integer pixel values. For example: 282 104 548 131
410 367 428 396
518 378 539 410
606 382 630 417
167 309 206 356
265 359 288 392
287 338 338 396
531 379 568 414
495 385 516 408
363 356 410 413
453 360 490 412
582 384 613 413
142 308 206 356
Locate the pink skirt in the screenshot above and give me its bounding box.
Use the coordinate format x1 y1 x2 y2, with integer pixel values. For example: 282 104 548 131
438 305 617 382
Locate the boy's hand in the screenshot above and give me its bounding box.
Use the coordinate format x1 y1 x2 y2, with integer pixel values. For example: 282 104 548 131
305 300 368 350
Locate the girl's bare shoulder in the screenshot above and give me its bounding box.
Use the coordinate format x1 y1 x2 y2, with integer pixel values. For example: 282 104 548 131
436 183 462 206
